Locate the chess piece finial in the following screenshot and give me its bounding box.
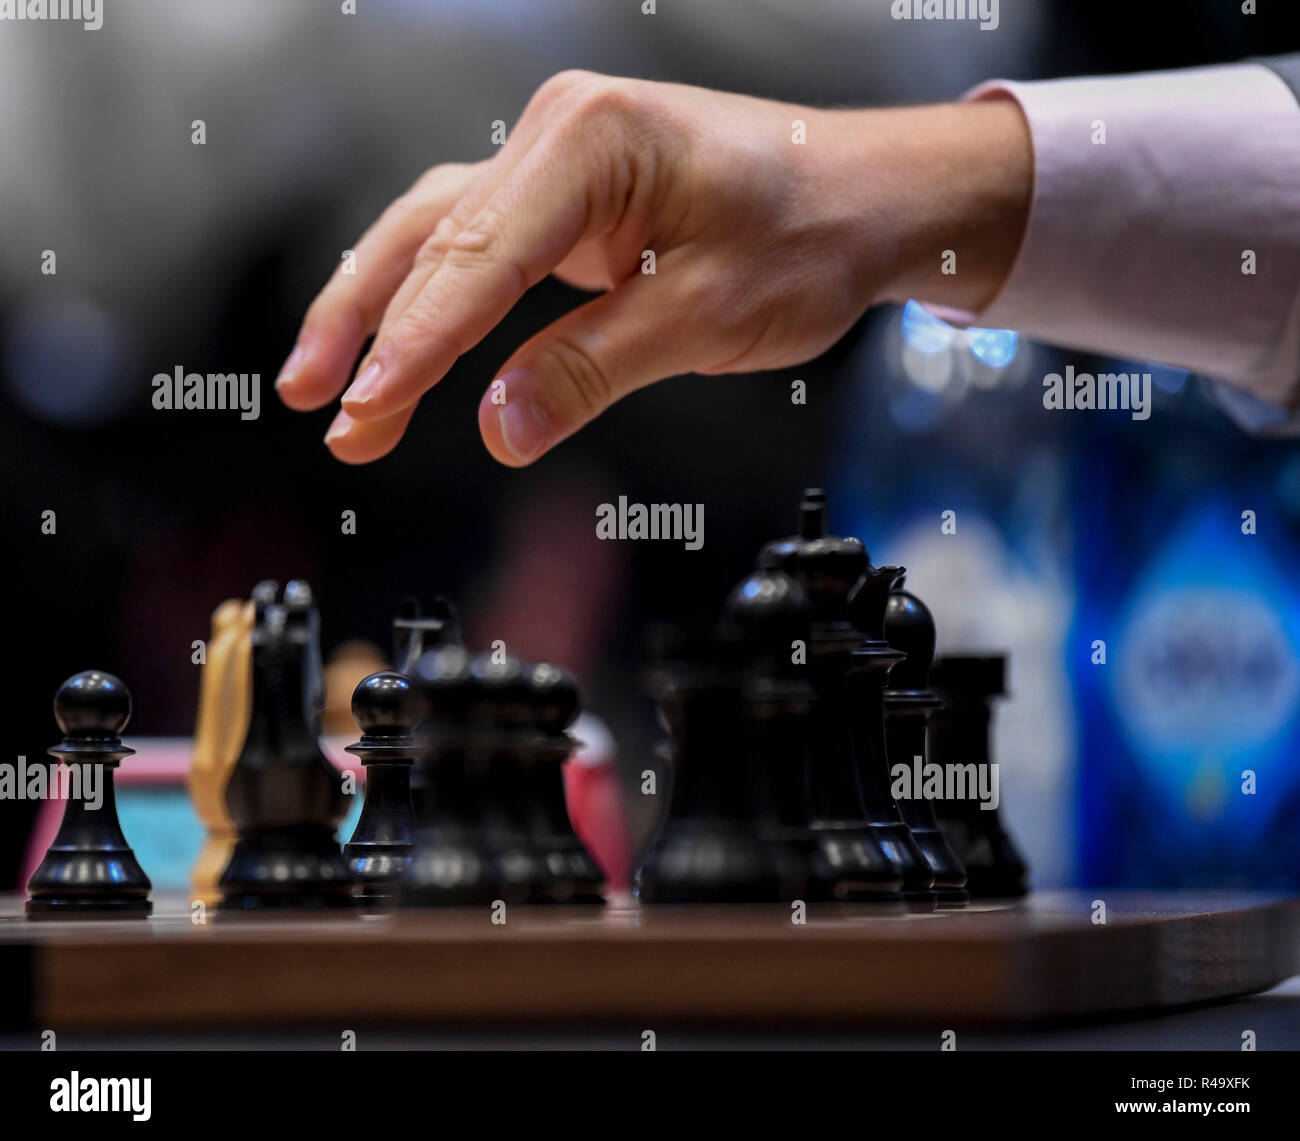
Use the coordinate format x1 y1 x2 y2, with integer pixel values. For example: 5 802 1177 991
250 579 279 610
884 588 936 691
343 671 421 905
283 578 314 608
54 669 132 735
758 488 868 623
800 487 828 539
351 669 422 736
27 671 152 919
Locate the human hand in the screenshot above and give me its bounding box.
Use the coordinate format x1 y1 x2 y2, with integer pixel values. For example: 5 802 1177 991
275 71 1031 465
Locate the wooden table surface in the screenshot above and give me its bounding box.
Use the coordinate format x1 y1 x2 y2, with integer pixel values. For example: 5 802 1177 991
2 892 1297 1030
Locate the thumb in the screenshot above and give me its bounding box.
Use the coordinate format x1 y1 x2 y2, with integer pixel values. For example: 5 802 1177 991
478 274 699 466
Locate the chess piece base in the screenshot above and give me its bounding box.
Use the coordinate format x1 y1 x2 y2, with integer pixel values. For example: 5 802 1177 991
905 824 969 904
526 843 606 904
401 833 503 906
935 817 1029 898
637 820 783 904
218 893 356 912
27 896 151 920
191 831 236 907
866 819 937 899
26 847 153 919
802 823 903 902
218 827 356 910
344 846 412 899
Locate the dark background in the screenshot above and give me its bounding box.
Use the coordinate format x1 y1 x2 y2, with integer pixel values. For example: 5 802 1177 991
2 0 1298 889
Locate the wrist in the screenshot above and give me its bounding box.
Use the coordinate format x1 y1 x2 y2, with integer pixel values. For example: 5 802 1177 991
866 99 1032 314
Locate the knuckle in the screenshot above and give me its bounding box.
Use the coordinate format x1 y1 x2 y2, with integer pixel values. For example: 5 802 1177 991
570 78 634 125
444 211 530 293
533 69 600 109
413 217 459 268
536 335 613 420
387 305 461 366
448 216 499 261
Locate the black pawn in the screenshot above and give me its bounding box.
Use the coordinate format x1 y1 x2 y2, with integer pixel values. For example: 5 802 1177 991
756 489 902 901
343 671 420 905
636 626 785 903
402 645 499 905
219 580 356 910
929 654 1030 898
27 671 152 919
520 662 605 904
471 650 547 902
846 566 937 905
883 586 969 906
724 566 816 899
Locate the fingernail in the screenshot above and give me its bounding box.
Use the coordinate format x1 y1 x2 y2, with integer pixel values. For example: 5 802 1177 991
324 410 351 444
344 360 383 405
275 345 305 389
498 385 551 462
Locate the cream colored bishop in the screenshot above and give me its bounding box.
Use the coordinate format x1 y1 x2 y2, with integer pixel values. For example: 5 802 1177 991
188 598 254 905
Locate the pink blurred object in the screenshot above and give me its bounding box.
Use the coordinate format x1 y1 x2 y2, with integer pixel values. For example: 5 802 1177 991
564 713 632 895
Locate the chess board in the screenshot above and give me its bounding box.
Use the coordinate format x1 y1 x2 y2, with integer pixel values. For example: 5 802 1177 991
3 892 1297 1030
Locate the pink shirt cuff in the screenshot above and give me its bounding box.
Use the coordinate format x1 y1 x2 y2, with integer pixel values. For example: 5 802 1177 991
934 64 1300 410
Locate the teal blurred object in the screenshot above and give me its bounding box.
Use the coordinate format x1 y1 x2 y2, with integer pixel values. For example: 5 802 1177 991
116 786 365 892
